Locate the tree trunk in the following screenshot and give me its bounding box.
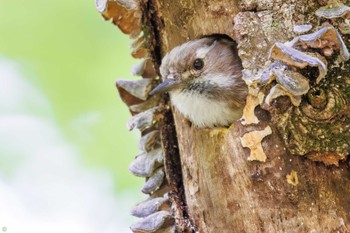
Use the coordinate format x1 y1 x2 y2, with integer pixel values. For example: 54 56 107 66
98 0 350 232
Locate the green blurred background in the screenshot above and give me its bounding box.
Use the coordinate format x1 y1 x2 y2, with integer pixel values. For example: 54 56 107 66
0 0 141 191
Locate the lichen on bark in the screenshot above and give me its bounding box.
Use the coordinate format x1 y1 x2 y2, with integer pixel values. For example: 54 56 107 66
237 0 350 166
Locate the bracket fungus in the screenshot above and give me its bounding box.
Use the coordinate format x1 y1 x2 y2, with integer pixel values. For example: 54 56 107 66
130 211 175 233
269 42 328 83
129 148 164 177
96 0 176 228
127 106 164 132
138 130 161 152
287 26 349 62
131 196 171 218
96 0 141 37
293 24 313 34
315 3 350 19
243 23 350 166
142 168 165 195
116 78 155 102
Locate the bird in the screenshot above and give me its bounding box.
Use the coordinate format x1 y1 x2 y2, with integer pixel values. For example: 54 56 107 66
149 36 248 128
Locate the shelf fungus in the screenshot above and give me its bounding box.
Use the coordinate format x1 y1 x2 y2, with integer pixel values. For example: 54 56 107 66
97 0 176 230
315 3 350 19
129 148 164 177
130 210 175 233
117 68 175 231
127 106 164 132
287 26 349 62
131 34 149 59
293 24 313 34
120 71 173 230
96 0 141 37
113 54 174 233
261 66 309 106
142 168 165 194
116 78 155 102
138 130 161 152
131 196 171 218
253 26 350 166
269 42 328 84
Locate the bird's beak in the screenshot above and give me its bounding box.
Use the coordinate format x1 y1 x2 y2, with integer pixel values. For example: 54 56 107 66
149 78 181 95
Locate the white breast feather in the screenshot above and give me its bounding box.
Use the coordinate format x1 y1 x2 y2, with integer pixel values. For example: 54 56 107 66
170 90 241 127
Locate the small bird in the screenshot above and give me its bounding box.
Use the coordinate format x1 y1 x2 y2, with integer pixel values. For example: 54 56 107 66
150 37 247 128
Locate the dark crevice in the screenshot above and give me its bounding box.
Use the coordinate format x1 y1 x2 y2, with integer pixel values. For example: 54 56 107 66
161 109 195 233
140 0 196 232
142 0 162 69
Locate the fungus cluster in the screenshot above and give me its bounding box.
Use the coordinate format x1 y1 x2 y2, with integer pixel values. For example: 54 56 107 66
240 2 350 166
96 0 176 232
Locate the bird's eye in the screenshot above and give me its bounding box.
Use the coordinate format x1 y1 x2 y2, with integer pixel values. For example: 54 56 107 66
193 58 204 70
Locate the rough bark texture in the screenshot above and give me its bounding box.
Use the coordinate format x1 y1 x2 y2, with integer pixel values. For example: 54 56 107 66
99 0 350 232
148 0 350 232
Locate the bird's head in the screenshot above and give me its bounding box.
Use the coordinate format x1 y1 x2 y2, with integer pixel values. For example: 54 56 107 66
149 37 243 96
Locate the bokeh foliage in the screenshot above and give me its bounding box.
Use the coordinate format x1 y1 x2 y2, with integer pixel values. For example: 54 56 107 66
0 0 142 190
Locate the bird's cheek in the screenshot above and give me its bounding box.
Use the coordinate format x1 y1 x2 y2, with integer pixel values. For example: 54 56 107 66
181 70 193 79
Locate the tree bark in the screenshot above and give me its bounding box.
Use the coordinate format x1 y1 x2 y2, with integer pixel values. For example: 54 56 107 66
99 0 350 232
148 1 350 232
